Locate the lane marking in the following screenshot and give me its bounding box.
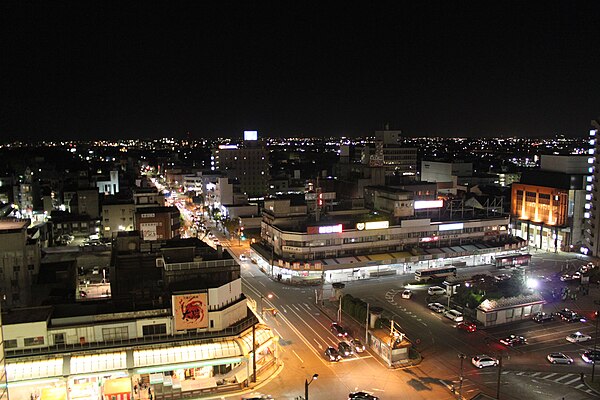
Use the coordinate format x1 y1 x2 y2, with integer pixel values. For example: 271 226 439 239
553 374 575 383
564 377 581 385
530 372 540 377
542 373 558 380
292 350 304 363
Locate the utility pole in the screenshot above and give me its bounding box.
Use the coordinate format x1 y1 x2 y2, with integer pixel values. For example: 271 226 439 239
593 308 599 381
365 302 370 344
252 323 256 382
458 353 466 399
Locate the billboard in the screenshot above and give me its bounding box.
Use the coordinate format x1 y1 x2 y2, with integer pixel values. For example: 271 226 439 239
356 221 390 230
172 292 209 330
439 222 464 231
244 130 258 141
414 200 444 210
140 222 158 241
307 224 343 234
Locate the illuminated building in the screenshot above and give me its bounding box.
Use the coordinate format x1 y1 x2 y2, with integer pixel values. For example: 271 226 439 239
511 155 588 252
2 237 277 399
251 194 520 284
584 119 600 255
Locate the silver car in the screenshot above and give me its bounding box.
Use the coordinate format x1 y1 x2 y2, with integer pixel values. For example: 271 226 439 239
547 352 573 364
427 302 445 313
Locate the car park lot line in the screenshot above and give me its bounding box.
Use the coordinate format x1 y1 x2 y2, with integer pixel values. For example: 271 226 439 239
563 376 581 385
541 373 558 380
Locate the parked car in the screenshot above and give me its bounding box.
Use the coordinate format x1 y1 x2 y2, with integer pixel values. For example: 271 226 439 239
532 312 554 323
428 286 446 296
338 341 354 357
582 350 600 364
494 274 511 282
348 392 379 400
427 302 445 313
443 309 464 322
92 266 100 275
331 322 348 337
566 332 592 343
401 289 412 299
325 346 342 362
350 338 365 353
457 322 477 332
471 355 499 368
500 335 527 346
547 352 573 364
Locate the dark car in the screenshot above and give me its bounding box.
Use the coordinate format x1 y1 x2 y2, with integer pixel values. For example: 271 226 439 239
350 338 366 353
532 312 554 323
348 392 379 400
554 308 585 322
338 341 354 357
457 322 477 332
331 322 348 337
582 350 600 364
500 335 527 346
325 346 342 362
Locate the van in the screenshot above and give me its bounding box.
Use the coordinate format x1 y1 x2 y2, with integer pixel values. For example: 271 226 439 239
428 286 446 296
444 309 464 322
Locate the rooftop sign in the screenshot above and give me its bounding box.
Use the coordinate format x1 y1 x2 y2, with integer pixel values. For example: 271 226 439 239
356 221 389 230
414 200 444 209
307 224 343 234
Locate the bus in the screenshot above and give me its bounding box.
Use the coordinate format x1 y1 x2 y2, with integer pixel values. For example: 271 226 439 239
415 266 457 282
494 253 531 269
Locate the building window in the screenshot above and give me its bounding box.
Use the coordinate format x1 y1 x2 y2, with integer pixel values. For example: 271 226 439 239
102 327 128 341
28 264 34 271
485 312 497 323
54 333 65 345
13 266 20 272
142 324 167 336
24 336 45 346
4 339 17 349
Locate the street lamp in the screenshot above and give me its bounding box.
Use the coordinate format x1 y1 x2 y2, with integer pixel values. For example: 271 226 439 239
458 353 466 399
260 293 273 316
304 373 318 400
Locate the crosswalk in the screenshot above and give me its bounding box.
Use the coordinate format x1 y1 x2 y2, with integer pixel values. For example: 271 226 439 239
502 370 597 396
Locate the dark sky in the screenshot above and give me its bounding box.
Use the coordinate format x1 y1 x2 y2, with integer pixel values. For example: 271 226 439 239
2 1 600 141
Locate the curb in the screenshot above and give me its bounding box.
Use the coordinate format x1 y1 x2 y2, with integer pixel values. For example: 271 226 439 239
584 377 600 396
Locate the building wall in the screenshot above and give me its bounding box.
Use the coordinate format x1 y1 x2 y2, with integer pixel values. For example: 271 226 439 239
511 183 569 226
96 170 120 195
102 203 136 236
135 209 180 241
77 189 100 218
540 154 589 174
0 222 41 308
213 146 269 197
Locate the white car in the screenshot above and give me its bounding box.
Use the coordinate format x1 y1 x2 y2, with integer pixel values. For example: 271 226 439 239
427 302 445 313
566 332 592 343
471 355 498 368
444 309 464 322
401 289 412 299
428 286 446 296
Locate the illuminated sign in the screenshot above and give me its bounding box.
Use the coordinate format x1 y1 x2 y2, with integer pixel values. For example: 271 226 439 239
414 200 444 210
420 236 439 242
307 224 343 234
172 292 209 331
140 222 158 240
356 221 390 230
218 145 239 150
439 223 464 231
244 130 258 141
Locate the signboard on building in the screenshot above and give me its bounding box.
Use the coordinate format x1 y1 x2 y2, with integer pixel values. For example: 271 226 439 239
439 222 464 231
172 292 209 331
307 224 343 234
414 200 444 210
356 221 390 230
140 222 158 240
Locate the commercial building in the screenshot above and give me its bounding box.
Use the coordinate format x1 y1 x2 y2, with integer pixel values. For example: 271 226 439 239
211 141 269 198
2 236 277 399
511 155 588 252
134 206 180 241
250 195 522 284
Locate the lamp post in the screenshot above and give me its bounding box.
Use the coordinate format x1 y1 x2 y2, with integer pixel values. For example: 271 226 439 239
260 293 273 316
304 374 318 400
458 353 466 399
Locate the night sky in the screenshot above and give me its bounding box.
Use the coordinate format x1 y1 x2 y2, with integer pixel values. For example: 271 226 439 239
2 2 600 141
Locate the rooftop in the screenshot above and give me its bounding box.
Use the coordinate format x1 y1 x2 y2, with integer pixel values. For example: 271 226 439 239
0 219 29 232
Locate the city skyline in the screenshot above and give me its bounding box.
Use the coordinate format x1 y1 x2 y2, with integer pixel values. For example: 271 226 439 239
2 2 600 141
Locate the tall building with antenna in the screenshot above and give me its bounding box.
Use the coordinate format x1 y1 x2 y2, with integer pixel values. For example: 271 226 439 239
583 119 600 255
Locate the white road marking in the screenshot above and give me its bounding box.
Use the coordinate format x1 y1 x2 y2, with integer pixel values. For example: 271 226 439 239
553 374 575 383
258 281 267 287
292 350 304 363
293 304 300 311
303 303 311 309
575 384 585 389
274 329 284 340
530 372 541 377
564 377 581 385
542 373 558 380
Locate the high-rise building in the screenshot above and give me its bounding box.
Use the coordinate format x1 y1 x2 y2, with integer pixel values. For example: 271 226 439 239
583 119 600 255
0 304 8 400
211 136 269 198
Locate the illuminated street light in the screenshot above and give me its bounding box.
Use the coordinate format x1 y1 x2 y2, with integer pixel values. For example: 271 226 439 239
304 373 318 400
